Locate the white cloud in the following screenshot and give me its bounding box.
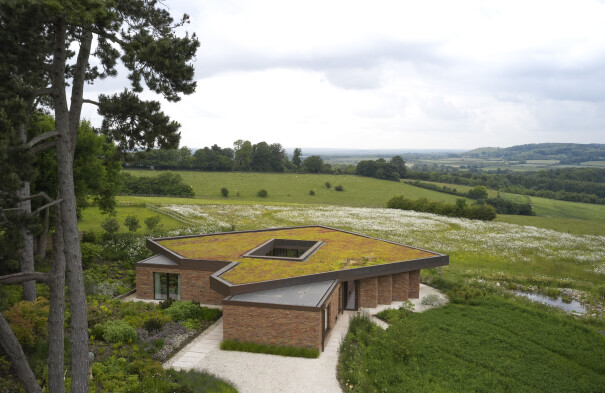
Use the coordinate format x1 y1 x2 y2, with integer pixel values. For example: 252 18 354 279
80 0 605 149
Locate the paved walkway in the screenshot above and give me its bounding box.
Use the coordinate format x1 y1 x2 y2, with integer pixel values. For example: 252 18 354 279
162 284 446 393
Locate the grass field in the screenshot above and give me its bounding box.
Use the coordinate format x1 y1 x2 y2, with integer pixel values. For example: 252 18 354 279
118 170 605 236
124 170 471 207
339 297 605 393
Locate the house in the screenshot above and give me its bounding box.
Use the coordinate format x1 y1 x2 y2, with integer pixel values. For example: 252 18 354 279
135 225 448 351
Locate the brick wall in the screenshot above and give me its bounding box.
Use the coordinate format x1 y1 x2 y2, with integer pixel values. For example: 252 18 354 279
358 277 378 308
377 275 393 305
408 269 420 299
136 266 224 305
323 283 341 344
223 305 321 350
392 272 409 301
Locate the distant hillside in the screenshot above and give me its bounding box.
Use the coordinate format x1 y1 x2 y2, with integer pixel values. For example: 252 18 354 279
462 143 605 164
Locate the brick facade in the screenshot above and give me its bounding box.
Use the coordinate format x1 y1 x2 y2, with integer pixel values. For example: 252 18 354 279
377 275 392 305
358 277 378 308
392 272 409 301
136 266 224 305
408 269 420 299
223 305 322 350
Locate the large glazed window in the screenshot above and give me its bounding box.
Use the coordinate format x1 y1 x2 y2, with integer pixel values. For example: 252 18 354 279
153 272 180 300
242 239 324 262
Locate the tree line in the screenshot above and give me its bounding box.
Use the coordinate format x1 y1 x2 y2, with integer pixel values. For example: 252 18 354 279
408 165 605 205
387 195 497 221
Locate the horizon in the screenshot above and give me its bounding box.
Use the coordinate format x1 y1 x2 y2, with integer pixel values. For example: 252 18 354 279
80 0 605 150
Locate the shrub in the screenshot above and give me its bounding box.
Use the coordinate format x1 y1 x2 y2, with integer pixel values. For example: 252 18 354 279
101 217 120 238
144 215 162 232
102 319 137 343
220 340 319 358
159 297 175 310
4 297 50 347
143 317 165 333
325 182 331 189
465 204 497 221
421 294 446 307
309 189 315 196
334 184 344 191
81 242 103 266
220 187 229 197
256 189 268 197
124 215 140 234
165 301 221 322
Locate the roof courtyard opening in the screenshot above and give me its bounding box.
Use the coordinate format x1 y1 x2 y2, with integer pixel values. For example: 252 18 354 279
242 238 324 261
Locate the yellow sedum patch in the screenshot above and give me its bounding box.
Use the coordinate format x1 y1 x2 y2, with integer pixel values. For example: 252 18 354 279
157 227 435 284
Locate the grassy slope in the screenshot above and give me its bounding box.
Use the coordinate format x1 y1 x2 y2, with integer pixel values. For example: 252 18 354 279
340 297 605 393
124 170 470 206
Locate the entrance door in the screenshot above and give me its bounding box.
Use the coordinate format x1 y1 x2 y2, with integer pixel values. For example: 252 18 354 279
344 280 357 310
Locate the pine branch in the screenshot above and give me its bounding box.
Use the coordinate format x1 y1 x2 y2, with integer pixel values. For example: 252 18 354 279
30 140 56 154
82 98 100 106
31 198 63 215
26 130 59 149
0 271 48 285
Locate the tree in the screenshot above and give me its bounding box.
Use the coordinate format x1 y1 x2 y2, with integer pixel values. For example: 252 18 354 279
390 155 407 178
124 215 140 234
233 140 252 171
468 186 488 200
144 215 161 233
101 217 120 240
302 155 325 173
292 148 302 169
0 2 199 392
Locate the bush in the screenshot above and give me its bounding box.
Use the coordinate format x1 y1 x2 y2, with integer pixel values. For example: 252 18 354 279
309 189 315 196
143 317 165 333
325 182 331 189
334 184 344 191
220 340 319 358
102 319 137 343
159 297 175 310
101 217 120 238
4 297 50 347
124 215 140 233
256 189 268 197
144 215 162 232
220 187 229 197
81 242 103 266
165 301 221 322
421 294 446 306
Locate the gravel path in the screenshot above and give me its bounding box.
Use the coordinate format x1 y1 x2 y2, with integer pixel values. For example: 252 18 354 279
164 284 446 393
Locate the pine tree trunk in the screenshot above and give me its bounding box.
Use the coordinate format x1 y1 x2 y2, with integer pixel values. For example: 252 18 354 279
0 313 42 393
51 19 89 393
47 202 66 393
16 123 36 301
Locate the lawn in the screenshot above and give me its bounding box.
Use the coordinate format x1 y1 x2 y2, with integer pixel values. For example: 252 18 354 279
338 296 605 393
123 170 471 207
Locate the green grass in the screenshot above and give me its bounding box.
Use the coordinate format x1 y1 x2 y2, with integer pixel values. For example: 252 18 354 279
338 296 605 393
168 369 237 393
79 206 187 234
124 170 471 207
496 214 605 236
220 339 319 358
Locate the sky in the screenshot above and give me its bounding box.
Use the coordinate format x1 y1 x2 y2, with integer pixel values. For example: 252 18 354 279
81 0 605 150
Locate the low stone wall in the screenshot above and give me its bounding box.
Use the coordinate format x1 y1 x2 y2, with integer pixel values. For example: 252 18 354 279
223 304 322 350
135 266 224 305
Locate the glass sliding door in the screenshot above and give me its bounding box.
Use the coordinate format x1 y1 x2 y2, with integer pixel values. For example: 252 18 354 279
153 272 180 300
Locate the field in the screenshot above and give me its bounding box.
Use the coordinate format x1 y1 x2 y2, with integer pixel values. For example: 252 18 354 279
75 170 605 393
124 170 471 206
339 297 605 393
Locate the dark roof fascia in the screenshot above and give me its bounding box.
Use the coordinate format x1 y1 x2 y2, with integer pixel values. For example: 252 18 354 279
210 253 448 296
221 297 322 312
315 279 340 309
137 259 231 272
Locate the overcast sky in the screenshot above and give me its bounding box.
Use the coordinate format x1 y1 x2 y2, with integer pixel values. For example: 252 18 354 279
81 0 605 150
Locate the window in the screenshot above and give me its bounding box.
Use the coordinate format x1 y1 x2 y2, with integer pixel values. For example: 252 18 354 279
153 272 180 300
242 239 324 262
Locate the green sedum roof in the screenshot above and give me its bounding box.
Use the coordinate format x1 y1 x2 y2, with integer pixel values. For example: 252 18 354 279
157 226 436 284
